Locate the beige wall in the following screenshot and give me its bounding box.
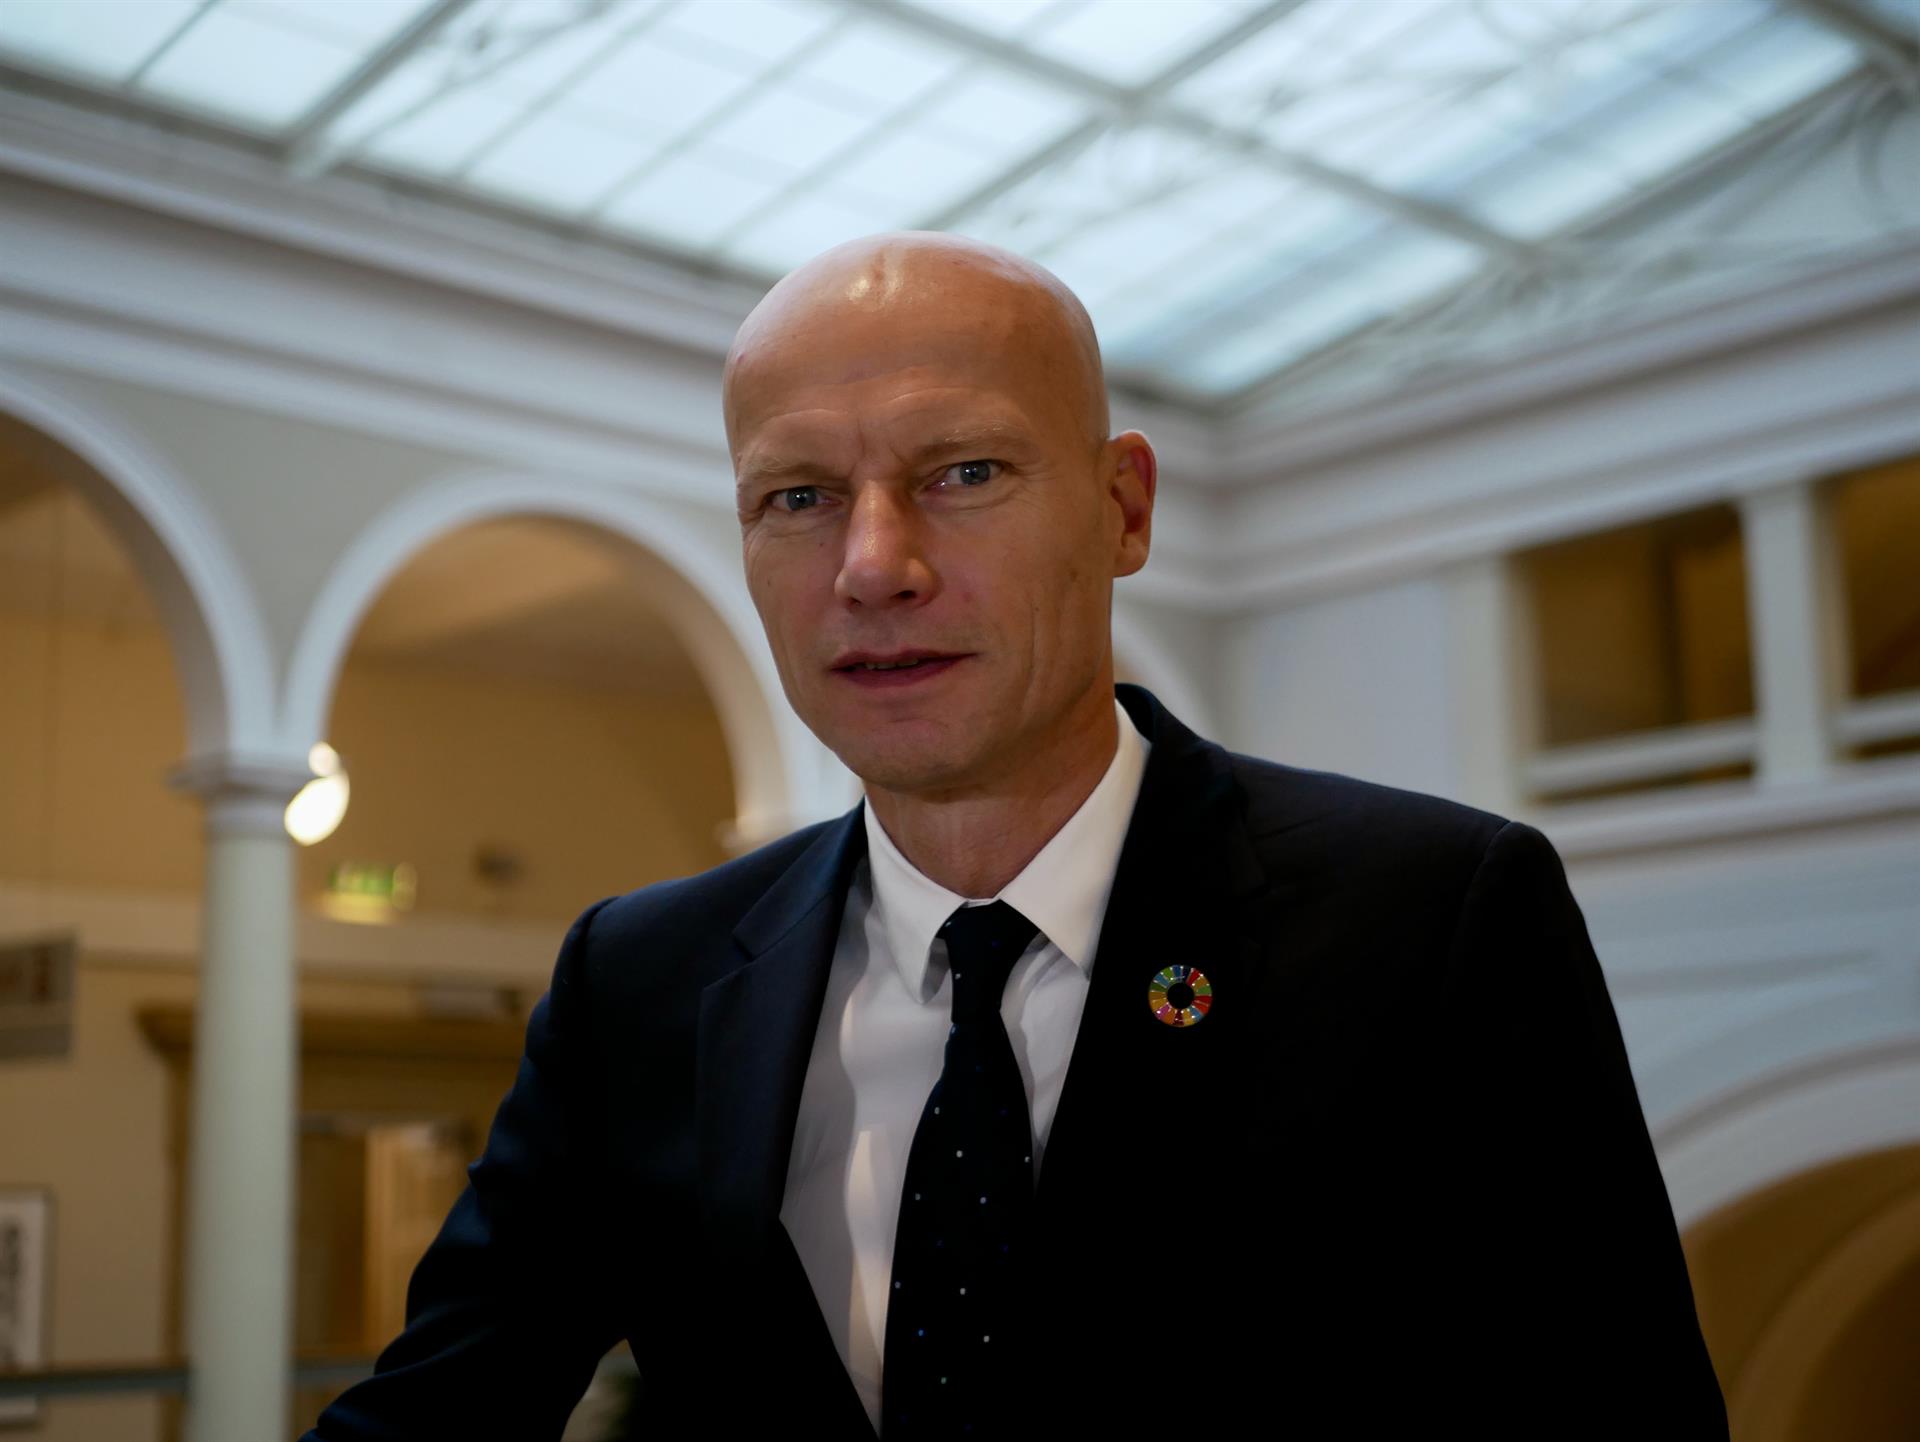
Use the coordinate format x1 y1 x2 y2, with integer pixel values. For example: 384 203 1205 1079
1 541 736 1437
0 962 427 1441
0 608 200 893
0 609 734 920
311 649 733 922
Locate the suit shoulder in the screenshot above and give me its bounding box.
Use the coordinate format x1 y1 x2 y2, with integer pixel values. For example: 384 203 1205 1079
1223 749 1512 867
585 815 842 946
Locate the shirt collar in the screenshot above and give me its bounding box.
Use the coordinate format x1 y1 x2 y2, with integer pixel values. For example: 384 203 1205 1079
862 696 1152 1004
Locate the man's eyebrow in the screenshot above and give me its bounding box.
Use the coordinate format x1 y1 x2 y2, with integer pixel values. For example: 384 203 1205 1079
736 423 1036 489
902 422 1034 462
735 454 839 489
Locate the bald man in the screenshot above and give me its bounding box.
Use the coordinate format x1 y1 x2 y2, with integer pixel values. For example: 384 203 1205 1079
304 234 1728 1441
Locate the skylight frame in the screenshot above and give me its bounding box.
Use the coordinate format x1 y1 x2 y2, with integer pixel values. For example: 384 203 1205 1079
0 0 1892 413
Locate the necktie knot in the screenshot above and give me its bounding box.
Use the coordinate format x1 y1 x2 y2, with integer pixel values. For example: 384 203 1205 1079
938 901 1039 1024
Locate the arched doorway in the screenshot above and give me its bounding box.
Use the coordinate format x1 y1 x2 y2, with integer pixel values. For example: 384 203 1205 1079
286 469 844 856
281 505 776 1427
0 375 265 1441
1686 1144 1920 1441
306 511 746 923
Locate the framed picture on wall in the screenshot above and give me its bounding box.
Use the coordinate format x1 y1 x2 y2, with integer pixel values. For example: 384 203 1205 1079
0 1188 51 1425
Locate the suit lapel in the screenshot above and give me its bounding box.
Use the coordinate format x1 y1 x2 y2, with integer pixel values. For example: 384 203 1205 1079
694 805 875 1432
696 805 868 1271
689 683 1273 1428
1023 685 1274 1341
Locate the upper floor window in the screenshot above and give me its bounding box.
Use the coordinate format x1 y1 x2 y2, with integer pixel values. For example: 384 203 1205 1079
1516 503 1754 802
1829 453 1920 761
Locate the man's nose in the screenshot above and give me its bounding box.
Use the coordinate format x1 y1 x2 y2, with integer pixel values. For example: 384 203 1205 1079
835 484 936 609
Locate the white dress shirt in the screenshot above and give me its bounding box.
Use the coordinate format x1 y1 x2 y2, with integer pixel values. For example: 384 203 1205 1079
777 698 1151 1433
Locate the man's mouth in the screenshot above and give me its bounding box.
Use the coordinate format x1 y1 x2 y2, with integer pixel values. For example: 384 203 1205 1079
830 652 969 686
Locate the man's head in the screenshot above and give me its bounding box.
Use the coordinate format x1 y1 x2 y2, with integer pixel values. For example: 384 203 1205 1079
724 230 1155 798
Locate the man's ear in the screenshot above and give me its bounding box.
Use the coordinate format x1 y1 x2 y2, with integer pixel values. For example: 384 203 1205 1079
1106 430 1156 578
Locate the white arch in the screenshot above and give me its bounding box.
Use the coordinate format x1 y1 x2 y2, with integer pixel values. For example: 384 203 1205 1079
284 469 836 845
1728 1182 1920 1440
1655 1033 1920 1233
0 364 278 761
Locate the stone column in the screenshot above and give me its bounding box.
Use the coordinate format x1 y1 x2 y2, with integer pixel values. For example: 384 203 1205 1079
1738 478 1848 785
167 753 311 1442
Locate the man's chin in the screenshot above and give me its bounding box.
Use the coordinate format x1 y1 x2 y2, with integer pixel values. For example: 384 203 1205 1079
829 733 989 797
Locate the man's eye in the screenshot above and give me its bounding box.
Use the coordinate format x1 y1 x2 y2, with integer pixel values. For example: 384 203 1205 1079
771 485 821 512
942 460 1000 487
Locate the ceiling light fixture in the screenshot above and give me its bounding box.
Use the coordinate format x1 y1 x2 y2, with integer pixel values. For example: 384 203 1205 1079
284 742 350 846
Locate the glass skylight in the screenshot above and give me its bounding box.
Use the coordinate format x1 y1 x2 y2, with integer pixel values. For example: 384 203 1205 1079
0 0 1890 405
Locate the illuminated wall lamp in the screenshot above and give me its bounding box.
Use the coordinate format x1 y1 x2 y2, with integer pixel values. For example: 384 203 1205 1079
285 742 350 846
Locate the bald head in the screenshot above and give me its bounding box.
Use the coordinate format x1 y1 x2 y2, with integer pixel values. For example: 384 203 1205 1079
725 230 1157 809
722 231 1109 458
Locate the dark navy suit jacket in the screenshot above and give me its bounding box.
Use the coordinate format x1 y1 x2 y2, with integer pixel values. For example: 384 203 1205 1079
304 683 1728 1439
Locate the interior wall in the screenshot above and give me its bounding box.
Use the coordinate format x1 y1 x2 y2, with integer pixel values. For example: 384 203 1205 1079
0 608 734 921
0 608 199 892
0 962 427 1442
313 650 734 921
1221 575 1459 799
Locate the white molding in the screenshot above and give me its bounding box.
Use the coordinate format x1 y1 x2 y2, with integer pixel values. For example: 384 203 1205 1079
1223 234 1920 481
0 878 572 987
1837 689 1920 748
0 91 1223 488
284 466 849 837
2 89 1917 628
0 85 761 358
1200 356 1920 616
1524 718 1757 797
0 363 279 759
1536 754 1920 860
1656 1034 1920 1231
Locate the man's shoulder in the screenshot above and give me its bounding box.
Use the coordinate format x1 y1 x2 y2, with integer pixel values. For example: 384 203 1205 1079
587 813 846 949
1220 747 1515 873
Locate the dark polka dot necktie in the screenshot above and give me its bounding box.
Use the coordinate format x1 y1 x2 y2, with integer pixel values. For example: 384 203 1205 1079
881 899 1041 1439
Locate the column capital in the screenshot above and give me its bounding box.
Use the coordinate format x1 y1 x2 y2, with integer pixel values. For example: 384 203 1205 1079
1734 469 1822 507
168 750 313 839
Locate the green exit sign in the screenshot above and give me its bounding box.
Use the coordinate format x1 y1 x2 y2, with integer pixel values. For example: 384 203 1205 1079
325 862 418 911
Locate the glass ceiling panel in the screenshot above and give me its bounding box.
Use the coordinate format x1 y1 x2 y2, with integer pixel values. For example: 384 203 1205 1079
0 0 202 85
831 125 1012 217
1176 227 1480 393
1019 0 1263 86
602 144 792 249
726 190 902 273
796 25 965 107
138 5 382 129
654 0 841 65
1427 6 1862 238
1097 180 1365 355
899 0 1065 41
464 105 666 213
0 0 1887 405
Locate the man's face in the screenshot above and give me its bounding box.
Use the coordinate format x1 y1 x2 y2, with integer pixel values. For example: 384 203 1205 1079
728 265 1151 796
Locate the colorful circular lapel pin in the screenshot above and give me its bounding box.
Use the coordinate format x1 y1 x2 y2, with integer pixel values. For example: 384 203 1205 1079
1149 964 1212 1028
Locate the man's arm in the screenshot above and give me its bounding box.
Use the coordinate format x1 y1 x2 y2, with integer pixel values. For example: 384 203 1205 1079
1440 819 1729 1435
302 896 625 1441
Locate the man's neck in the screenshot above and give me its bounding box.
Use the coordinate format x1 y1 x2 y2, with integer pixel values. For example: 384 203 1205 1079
864 693 1121 899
